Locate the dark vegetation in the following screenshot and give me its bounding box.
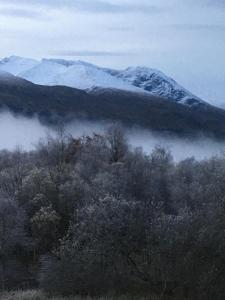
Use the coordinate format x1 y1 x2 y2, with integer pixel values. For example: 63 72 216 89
1 75 225 138
1 125 225 299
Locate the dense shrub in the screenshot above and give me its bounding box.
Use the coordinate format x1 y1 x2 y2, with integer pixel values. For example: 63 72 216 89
1 125 225 298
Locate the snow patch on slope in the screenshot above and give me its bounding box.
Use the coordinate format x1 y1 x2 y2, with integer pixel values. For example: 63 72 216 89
19 59 143 92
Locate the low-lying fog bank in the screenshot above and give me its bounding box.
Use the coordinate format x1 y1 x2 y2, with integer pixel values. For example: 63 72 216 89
127 129 225 161
0 111 225 161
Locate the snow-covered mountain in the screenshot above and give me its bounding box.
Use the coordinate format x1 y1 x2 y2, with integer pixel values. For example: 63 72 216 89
0 56 205 106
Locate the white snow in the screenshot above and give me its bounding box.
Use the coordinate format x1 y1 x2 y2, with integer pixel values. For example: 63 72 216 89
18 59 143 92
0 56 39 75
52 64 140 91
20 60 66 85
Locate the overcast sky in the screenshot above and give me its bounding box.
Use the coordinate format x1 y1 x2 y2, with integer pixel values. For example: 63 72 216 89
0 0 224 106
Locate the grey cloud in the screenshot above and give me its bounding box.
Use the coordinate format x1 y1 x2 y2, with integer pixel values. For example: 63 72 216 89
188 0 225 8
203 0 225 7
0 6 45 19
108 26 134 32
67 1 158 13
52 50 132 57
170 24 225 32
0 0 162 14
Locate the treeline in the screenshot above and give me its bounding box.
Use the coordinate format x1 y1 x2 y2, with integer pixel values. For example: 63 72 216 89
1 125 225 299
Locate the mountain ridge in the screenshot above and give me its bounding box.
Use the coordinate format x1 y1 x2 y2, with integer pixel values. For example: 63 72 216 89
0 56 205 107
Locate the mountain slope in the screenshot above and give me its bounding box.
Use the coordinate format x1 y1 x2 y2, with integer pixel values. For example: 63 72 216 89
0 70 32 86
106 66 204 106
0 73 225 138
0 56 205 106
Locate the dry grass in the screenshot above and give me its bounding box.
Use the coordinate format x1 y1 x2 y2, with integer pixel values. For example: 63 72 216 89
0 290 161 300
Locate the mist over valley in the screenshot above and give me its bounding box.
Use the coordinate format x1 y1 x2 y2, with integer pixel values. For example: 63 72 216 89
1 110 225 161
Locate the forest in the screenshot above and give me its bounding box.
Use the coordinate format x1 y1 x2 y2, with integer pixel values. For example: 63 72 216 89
1 125 225 299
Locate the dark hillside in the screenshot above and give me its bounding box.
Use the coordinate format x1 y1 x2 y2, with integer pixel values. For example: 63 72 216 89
0 75 225 137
